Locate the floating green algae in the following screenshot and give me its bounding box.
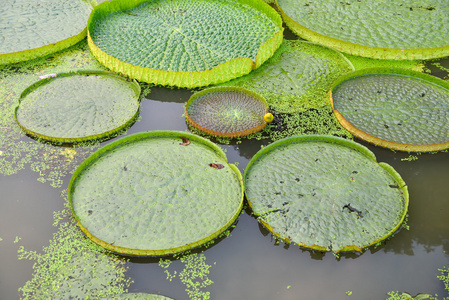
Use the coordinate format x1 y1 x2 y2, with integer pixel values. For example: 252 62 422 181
18 193 132 299
88 0 283 88
0 40 150 187
159 252 214 300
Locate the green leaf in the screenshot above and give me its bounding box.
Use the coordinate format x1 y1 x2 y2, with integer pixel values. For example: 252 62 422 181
87 0 283 88
100 293 174 300
15 70 141 143
185 86 269 137
220 40 354 113
0 0 93 64
69 131 244 256
276 0 449 60
244 135 408 253
330 68 449 152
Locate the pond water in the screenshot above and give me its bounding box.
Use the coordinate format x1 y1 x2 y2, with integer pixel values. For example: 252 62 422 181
1 29 449 300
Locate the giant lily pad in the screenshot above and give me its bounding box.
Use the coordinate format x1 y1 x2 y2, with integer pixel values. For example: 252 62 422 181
100 293 174 300
185 86 269 137
221 40 354 113
0 0 94 64
68 131 244 256
15 70 141 143
276 0 449 60
330 68 449 152
244 135 408 253
87 0 283 88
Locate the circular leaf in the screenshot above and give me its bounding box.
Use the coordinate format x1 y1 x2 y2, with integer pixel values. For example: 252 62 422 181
0 0 93 64
68 131 244 256
87 0 283 88
276 0 449 60
185 86 269 137
100 293 174 300
330 68 449 152
244 135 408 253
15 71 141 143
221 40 354 113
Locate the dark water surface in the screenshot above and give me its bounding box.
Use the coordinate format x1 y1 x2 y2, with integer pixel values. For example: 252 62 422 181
2 81 449 299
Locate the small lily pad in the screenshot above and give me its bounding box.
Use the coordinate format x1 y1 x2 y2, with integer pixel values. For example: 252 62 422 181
15 70 141 143
0 0 93 64
185 86 269 137
330 68 449 152
244 135 408 253
68 131 244 256
276 0 449 60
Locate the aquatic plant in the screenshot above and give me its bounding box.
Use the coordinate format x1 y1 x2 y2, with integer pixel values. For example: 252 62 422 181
15 70 141 143
185 86 270 138
276 0 449 60
220 40 354 113
330 68 449 152
18 193 132 299
244 135 408 253
1 0 94 64
87 0 283 88
0 41 115 186
100 293 174 299
69 131 244 256
160 252 214 300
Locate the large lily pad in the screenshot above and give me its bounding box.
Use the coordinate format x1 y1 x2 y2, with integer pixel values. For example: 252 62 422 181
68 131 244 256
0 0 93 64
87 0 283 88
185 86 269 137
15 70 141 143
220 40 354 113
330 68 449 152
244 135 408 253
100 293 174 300
276 0 449 60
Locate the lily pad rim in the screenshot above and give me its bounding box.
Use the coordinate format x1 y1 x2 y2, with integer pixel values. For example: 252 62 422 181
329 67 449 152
87 0 284 88
275 0 449 60
243 134 409 253
185 86 270 138
68 130 244 256
14 69 142 144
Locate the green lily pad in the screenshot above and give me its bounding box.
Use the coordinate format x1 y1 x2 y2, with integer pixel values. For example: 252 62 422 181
221 40 354 113
15 70 141 143
100 293 174 300
0 0 93 64
276 0 449 60
244 135 408 253
185 86 269 137
87 0 283 88
330 68 449 152
68 131 244 256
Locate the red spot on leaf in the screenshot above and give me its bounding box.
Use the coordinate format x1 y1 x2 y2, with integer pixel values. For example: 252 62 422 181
180 137 190 146
209 163 224 169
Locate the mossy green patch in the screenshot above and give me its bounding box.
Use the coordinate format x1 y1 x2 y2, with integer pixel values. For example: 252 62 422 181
18 192 132 299
159 252 214 300
0 40 150 187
